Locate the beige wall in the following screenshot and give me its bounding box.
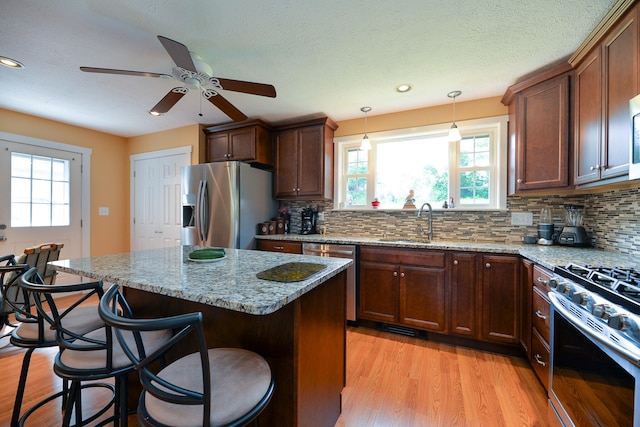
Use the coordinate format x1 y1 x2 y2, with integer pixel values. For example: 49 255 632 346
0 96 507 256
1 108 129 256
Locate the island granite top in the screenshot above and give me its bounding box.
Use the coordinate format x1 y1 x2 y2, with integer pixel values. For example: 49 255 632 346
50 245 351 315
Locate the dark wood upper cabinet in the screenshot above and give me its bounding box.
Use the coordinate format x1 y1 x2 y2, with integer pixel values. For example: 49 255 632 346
274 117 337 200
203 119 273 166
572 3 638 185
502 63 573 195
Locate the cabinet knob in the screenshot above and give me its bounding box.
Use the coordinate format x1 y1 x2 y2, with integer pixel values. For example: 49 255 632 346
590 164 601 171
516 178 523 184
534 353 546 367
400 272 405 278
393 271 398 277
485 263 491 268
453 260 459 265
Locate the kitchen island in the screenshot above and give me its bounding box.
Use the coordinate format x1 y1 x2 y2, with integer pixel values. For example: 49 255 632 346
50 245 352 427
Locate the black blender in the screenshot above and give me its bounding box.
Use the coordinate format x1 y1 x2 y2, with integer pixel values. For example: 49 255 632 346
558 205 590 246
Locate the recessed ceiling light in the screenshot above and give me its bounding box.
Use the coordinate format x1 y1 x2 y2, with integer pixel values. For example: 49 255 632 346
396 84 412 93
0 56 25 69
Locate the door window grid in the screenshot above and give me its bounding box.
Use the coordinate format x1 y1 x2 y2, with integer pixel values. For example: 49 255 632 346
11 152 70 227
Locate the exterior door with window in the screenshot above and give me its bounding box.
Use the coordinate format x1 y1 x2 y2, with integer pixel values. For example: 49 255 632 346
0 138 83 273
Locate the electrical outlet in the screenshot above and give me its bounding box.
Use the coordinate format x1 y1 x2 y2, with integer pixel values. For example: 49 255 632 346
511 212 533 226
99 207 109 216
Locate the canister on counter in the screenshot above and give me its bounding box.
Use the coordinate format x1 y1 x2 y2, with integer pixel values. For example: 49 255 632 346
258 222 269 235
268 220 277 235
276 217 285 234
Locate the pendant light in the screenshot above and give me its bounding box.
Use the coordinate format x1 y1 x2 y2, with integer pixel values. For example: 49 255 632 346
360 106 372 151
447 90 462 142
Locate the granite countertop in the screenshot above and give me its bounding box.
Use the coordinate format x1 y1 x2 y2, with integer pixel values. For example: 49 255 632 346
256 234 639 271
49 245 351 315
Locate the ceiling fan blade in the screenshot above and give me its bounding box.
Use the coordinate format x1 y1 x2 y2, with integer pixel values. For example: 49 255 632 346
150 88 188 114
216 78 277 98
80 66 171 78
157 35 196 72
204 91 248 122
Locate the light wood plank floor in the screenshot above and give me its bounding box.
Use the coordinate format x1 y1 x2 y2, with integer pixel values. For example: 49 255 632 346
1 322 549 426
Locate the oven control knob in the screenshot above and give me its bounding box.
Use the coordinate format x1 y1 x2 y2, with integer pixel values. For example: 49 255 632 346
571 291 589 305
608 313 629 331
549 278 559 289
592 304 606 318
557 282 572 294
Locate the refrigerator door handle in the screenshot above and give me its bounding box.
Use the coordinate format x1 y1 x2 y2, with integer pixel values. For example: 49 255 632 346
197 179 210 243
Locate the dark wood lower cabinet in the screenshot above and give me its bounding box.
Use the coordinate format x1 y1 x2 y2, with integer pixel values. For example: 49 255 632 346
359 247 520 346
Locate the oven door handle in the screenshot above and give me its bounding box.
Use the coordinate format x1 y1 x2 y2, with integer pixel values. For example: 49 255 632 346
549 293 640 366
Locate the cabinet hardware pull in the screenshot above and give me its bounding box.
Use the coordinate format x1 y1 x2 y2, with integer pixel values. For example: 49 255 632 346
485 263 491 268
400 272 405 278
453 260 458 265
535 310 547 320
590 164 601 171
274 246 284 250
536 277 548 285
534 354 546 366
393 271 398 277
516 178 523 183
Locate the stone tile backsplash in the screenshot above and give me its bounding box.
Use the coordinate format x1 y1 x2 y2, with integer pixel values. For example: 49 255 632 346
280 185 639 256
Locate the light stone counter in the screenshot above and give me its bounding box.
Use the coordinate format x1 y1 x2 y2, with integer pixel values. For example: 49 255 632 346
256 234 639 271
50 245 351 315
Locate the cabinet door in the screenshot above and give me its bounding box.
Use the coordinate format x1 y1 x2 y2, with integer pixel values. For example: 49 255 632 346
602 9 637 179
399 265 446 331
228 128 256 161
516 75 570 191
274 129 299 198
449 252 478 337
481 255 520 344
358 261 398 323
207 133 230 162
574 49 603 185
296 125 325 198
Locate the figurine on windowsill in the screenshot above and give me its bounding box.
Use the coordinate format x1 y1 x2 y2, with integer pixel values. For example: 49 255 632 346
403 189 416 209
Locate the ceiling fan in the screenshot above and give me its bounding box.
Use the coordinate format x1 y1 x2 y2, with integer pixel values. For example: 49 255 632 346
80 35 276 122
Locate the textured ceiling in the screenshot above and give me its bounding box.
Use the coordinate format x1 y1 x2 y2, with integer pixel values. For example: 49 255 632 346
0 0 616 137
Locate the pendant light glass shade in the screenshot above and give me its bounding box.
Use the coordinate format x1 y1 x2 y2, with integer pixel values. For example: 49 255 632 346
447 90 462 142
360 106 372 151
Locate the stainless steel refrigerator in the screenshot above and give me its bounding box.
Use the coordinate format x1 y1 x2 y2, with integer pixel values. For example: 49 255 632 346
181 162 277 249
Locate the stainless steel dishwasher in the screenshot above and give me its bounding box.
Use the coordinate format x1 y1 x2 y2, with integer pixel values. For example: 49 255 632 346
302 243 357 322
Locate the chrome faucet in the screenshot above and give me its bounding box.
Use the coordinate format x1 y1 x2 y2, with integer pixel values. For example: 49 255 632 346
417 203 433 241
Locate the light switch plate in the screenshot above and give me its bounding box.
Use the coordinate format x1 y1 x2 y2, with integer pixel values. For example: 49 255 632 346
511 212 533 226
99 207 109 216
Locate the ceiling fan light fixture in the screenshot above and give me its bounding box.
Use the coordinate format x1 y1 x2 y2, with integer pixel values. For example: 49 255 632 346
0 56 24 69
447 90 462 142
360 106 372 151
148 110 162 116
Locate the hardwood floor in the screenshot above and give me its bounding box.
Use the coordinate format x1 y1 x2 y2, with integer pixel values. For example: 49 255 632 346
1 321 549 426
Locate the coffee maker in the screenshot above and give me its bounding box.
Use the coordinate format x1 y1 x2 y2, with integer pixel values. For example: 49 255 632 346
301 207 318 235
558 205 590 246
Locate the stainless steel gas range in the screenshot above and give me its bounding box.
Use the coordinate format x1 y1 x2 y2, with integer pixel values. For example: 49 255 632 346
549 263 640 426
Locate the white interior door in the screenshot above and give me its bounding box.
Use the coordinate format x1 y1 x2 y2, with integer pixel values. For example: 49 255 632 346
0 136 87 283
131 148 190 251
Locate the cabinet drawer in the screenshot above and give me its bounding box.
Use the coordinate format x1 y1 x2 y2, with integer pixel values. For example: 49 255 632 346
360 246 445 268
530 327 550 392
256 240 303 254
533 264 553 292
532 286 550 342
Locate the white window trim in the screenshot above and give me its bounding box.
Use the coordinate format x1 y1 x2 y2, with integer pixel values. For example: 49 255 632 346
333 115 509 211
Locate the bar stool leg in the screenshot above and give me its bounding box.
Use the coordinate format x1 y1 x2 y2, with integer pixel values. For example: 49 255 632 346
11 348 35 427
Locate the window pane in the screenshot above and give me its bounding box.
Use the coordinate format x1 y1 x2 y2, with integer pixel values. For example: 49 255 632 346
10 153 71 227
32 156 52 180
31 204 51 226
376 137 449 207
11 153 32 178
460 152 473 167
475 152 490 167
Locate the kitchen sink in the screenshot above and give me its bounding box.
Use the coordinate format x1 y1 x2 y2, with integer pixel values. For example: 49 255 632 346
377 237 432 244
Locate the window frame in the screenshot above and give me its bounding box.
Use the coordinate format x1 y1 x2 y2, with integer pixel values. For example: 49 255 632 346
333 115 508 211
